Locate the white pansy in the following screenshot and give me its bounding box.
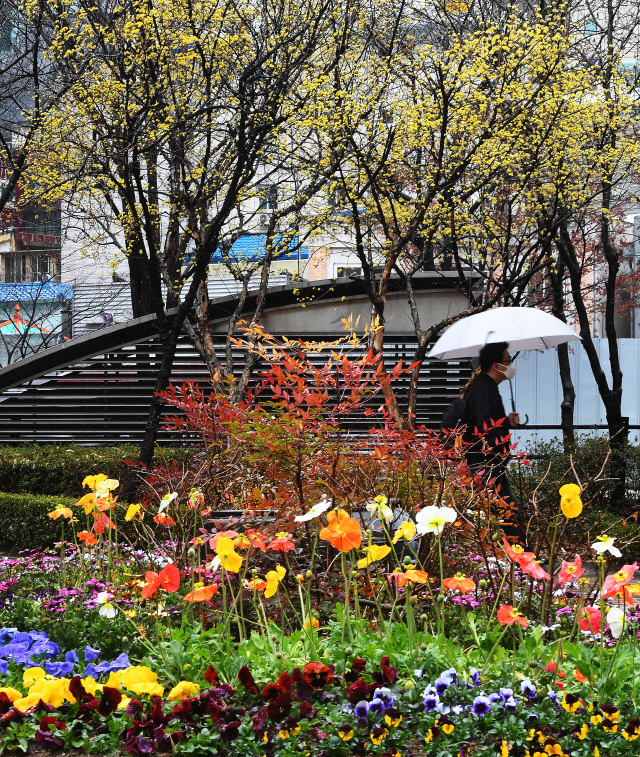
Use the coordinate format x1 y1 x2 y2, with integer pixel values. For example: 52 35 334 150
294 497 332 522
97 592 117 618
416 505 457 536
591 535 622 558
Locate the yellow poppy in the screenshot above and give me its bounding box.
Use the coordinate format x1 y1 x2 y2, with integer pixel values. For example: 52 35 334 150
357 544 391 569
392 520 416 543
215 536 243 573
559 483 582 518
125 504 142 521
83 474 108 490
265 566 286 598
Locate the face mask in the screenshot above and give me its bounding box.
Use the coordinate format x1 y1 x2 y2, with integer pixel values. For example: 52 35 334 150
498 362 516 381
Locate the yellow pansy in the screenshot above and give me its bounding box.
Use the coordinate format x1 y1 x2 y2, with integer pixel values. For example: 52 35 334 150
357 544 391 569
168 681 200 701
0 687 22 702
119 666 157 688
28 679 68 707
23 667 45 687
128 682 164 697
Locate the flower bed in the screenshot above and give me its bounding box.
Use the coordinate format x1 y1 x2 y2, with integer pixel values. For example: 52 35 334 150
1 336 640 755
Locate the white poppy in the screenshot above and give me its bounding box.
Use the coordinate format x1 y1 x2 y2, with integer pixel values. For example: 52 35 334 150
591 535 622 558
366 495 393 523
159 492 179 513
206 556 221 574
294 497 332 522
415 505 457 536
606 606 626 639
97 591 117 618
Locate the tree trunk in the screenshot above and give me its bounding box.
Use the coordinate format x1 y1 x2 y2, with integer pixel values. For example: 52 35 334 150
549 254 575 451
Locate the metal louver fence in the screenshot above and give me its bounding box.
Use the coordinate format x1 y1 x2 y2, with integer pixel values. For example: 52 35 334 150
0 335 471 445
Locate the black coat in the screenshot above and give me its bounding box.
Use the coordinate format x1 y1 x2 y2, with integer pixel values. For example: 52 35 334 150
463 373 512 470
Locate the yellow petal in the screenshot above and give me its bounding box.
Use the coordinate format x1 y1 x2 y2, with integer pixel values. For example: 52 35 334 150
0 687 22 702
23 667 45 687
125 504 141 521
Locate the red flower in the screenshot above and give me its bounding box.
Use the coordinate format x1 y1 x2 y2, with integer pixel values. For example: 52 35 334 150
559 554 584 584
501 538 535 567
237 666 259 695
204 665 219 686
267 533 295 552
346 679 368 704
93 512 115 535
603 562 638 598
302 662 334 690
497 604 529 629
545 661 566 677
184 585 218 603
579 606 601 634
141 564 180 598
245 530 267 552
262 672 292 701
520 559 551 581
375 656 398 686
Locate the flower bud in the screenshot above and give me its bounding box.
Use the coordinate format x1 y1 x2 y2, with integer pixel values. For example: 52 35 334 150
403 555 413 565
403 679 415 690
296 574 304 583
420 614 428 624
528 660 539 669
187 547 196 559
345 647 354 657
436 594 445 605
409 596 418 606
478 579 488 590
419 642 428 651
305 570 313 579
492 532 502 542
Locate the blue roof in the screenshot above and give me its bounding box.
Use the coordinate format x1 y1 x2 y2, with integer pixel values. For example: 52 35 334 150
0 282 73 302
211 234 309 263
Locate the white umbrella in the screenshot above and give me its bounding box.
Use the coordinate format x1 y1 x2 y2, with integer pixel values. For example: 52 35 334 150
428 307 580 360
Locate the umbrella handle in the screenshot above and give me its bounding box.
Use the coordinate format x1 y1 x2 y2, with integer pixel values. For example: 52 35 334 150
517 414 529 427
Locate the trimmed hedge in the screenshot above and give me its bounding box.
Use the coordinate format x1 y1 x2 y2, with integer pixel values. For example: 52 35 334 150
0 493 77 550
0 445 194 497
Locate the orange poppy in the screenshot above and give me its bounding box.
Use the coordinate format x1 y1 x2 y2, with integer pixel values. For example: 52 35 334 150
77 531 98 545
184 585 218 603
154 514 175 526
442 573 475 594
390 569 429 587
497 604 528 629
319 510 362 552
246 579 267 591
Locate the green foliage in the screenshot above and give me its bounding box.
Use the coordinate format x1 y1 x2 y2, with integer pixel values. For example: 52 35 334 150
0 444 193 497
0 492 76 549
518 435 640 513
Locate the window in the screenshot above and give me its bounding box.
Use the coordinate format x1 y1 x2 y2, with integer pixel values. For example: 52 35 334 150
259 185 278 210
4 254 27 283
336 266 362 278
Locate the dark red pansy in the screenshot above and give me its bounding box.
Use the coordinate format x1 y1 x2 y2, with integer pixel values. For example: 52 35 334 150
347 678 368 704
252 706 269 734
0 692 12 715
69 675 93 703
262 672 292 701
298 701 314 718
238 665 259 695
1 709 22 726
204 664 220 686
220 721 241 744
345 658 367 683
302 662 334 690
39 716 66 731
98 686 122 716
25 699 55 715
266 692 292 722
125 699 143 719
150 695 170 725
376 656 397 685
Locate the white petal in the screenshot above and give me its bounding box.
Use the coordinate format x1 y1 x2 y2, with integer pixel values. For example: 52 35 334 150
609 546 622 558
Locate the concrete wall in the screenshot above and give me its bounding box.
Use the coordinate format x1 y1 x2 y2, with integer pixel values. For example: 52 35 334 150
209 285 471 336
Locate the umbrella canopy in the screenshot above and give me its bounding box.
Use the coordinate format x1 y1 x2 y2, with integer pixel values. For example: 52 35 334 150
428 307 580 360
